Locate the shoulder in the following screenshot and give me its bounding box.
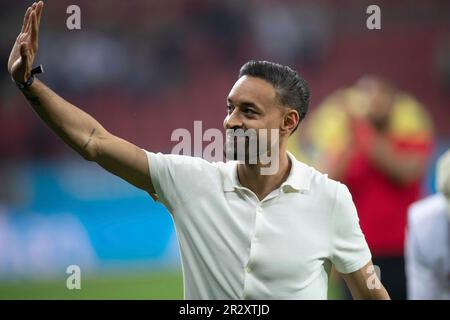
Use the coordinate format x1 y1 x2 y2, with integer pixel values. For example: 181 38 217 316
408 193 448 227
147 151 213 166
145 151 229 190
292 159 350 213
305 162 347 201
144 151 232 206
146 151 223 173
407 193 449 262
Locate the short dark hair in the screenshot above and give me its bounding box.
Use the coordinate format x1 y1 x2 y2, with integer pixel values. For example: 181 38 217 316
239 60 310 132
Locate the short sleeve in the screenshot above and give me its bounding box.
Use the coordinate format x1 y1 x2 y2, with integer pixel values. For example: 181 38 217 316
144 151 210 212
331 184 372 274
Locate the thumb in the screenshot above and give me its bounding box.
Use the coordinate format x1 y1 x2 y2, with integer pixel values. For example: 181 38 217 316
20 42 29 60
19 42 31 78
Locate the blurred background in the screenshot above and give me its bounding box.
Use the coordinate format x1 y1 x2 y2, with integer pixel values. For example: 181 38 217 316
0 0 449 299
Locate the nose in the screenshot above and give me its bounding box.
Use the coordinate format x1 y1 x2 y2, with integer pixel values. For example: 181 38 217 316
223 109 243 130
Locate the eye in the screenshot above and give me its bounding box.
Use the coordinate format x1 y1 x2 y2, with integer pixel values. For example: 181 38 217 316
226 105 234 113
244 108 256 115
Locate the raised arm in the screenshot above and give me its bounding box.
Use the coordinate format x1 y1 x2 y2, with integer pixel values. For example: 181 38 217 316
7 1 154 194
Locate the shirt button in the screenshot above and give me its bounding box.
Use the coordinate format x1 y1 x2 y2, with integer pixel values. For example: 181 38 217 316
245 265 251 273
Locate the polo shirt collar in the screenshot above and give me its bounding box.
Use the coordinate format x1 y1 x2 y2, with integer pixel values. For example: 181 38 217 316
223 151 312 193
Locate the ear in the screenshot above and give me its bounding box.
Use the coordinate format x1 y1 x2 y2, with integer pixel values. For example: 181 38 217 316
281 109 299 135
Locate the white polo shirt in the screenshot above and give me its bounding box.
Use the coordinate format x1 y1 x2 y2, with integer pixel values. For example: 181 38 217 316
145 151 371 299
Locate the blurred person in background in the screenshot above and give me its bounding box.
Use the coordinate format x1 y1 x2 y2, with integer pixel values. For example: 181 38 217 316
291 76 433 299
405 150 450 300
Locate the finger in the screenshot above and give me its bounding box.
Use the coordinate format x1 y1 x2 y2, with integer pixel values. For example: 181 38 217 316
36 1 44 27
20 42 27 58
25 10 34 34
26 2 39 32
20 42 31 70
21 7 32 33
31 11 39 44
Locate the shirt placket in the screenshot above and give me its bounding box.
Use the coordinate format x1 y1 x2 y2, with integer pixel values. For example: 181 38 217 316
241 189 280 299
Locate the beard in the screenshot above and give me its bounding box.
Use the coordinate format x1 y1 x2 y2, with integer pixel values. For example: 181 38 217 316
224 135 258 163
223 129 278 164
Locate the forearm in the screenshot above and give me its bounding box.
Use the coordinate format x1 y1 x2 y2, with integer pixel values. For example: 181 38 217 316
353 284 391 300
368 135 425 185
326 149 354 181
19 78 108 160
341 262 391 300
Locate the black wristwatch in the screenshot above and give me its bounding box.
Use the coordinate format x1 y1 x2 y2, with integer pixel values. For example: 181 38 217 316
14 64 44 89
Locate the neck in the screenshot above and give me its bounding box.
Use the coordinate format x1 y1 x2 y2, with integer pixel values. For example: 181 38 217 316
237 144 291 201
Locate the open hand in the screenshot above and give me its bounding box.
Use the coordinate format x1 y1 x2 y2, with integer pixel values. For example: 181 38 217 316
8 1 44 83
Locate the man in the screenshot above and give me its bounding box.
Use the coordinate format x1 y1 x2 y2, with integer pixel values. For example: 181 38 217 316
298 77 432 299
8 2 389 299
406 150 450 300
